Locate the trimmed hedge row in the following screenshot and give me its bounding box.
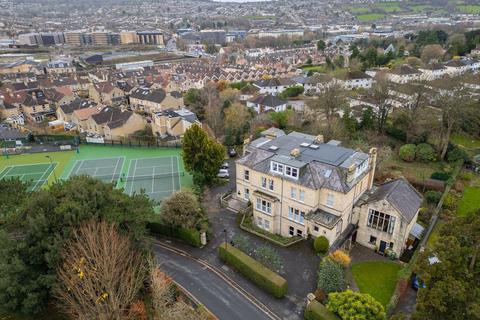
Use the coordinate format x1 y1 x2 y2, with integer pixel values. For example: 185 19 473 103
218 243 288 298
148 222 202 247
304 300 340 320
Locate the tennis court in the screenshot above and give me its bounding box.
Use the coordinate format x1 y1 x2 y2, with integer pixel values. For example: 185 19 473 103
0 163 57 191
68 157 125 184
124 156 182 202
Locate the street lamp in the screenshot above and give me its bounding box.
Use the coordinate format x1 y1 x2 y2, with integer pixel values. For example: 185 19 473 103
45 155 57 182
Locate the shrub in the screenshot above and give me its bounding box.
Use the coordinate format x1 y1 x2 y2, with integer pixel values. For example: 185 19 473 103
425 191 442 204
327 290 386 320
458 171 474 181
305 300 340 320
399 144 416 162
430 171 450 181
415 143 436 162
148 222 202 247
447 147 469 163
232 234 252 255
329 250 351 268
442 193 458 210
218 243 288 298
255 245 283 273
317 258 345 294
314 236 329 254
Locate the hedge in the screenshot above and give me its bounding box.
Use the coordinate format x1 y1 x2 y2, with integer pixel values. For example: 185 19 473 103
148 222 202 247
218 243 288 298
313 236 329 254
304 300 340 320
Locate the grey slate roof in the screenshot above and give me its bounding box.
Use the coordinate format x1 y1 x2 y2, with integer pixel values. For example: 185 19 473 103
366 178 423 223
239 131 371 193
248 94 287 108
0 126 27 140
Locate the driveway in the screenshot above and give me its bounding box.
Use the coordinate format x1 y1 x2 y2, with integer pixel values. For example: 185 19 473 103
153 242 276 320
155 157 320 320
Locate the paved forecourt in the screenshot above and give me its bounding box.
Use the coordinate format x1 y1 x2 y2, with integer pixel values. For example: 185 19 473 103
0 162 57 191
124 156 182 202
67 156 125 184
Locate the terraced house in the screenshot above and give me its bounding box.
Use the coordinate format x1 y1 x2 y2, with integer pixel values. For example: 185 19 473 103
236 128 422 256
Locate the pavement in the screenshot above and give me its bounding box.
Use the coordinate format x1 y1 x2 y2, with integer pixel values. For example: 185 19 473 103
153 157 320 320
153 242 276 320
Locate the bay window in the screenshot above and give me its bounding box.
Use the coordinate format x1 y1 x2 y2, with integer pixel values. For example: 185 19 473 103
367 209 396 234
256 198 272 215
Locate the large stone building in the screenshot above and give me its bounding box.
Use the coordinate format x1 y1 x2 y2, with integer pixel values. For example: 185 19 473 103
235 128 423 256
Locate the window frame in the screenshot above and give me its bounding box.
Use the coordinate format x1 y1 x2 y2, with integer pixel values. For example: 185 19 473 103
244 169 250 181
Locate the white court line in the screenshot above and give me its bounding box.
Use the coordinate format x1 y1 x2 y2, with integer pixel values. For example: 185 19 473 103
128 159 138 196
0 162 52 169
68 159 84 178
170 156 175 191
112 157 121 182
152 165 156 194
0 166 14 179
31 162 57 191
175 155 182 189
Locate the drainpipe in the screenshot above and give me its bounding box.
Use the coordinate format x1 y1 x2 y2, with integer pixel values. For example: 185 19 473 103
279 176 284 235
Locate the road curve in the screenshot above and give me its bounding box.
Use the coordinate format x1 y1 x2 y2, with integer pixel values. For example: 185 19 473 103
152 242 279 320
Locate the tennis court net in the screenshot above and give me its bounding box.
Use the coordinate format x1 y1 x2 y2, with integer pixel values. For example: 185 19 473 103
123 172 185 182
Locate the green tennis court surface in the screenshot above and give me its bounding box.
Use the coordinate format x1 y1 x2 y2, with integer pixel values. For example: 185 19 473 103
124 156 182 202
68 157 125 184
0 163 57 191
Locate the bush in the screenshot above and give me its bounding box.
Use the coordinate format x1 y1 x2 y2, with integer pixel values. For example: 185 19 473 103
218 243 288 298
459 171 474 181
305 300 340 320
329 250 351 268
399 144 416 162
314 236 329 254
430 171 450 181
317 258 345 294
255 245 283 273
415 143 436 162
232 234 252 255
447 147 469 163
425 191 442 204
442 193 458 210
327 290 386 320
148 222 202 247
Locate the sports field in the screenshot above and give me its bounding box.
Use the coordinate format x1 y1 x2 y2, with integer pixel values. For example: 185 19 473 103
0 145 192 202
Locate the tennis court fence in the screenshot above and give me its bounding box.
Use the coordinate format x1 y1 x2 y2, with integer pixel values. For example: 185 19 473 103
79 137 182 148
69 172 185 182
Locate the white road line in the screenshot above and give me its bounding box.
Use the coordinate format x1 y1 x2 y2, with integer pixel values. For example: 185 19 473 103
32 162 55 191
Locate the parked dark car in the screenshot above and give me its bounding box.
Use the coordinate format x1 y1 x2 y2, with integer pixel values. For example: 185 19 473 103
228 147 237 157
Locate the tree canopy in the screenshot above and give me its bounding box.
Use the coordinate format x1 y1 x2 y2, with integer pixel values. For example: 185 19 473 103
0 176 154 315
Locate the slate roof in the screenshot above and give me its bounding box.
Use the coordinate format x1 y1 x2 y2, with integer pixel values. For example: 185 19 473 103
366 178 423 223
248 94 287 108
91 107 134 129
253 77 296 88
238 130 371 193
0 126 28 140
130 88 166 104
60 98 97 115
390 65 421 75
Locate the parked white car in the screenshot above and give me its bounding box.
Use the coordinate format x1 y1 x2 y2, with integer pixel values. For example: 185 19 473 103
217 169 229 178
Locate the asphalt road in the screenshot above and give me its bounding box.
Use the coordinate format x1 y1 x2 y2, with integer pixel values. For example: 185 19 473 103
153 243 275 320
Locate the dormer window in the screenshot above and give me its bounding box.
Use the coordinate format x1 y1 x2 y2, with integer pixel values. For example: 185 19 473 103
355 159 369 178
285 166 298 179
271 161 284 174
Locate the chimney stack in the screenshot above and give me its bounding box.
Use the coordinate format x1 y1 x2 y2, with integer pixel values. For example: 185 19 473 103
314 135 324 144
290 148 300 158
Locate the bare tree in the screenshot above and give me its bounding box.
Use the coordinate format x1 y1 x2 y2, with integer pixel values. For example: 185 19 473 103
308 81 346 137
435 77 471 160
54 220 148 320
370 73 393 133
202 83 223 136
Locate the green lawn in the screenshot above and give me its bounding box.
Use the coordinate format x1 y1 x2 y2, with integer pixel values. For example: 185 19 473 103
382 155 444 182
301 65 327 73
351 261 402 306
357 13 385 21
457 5 480 14
451 134 480 149
457 187 480 216
411 5 431 12
375 2 403 12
